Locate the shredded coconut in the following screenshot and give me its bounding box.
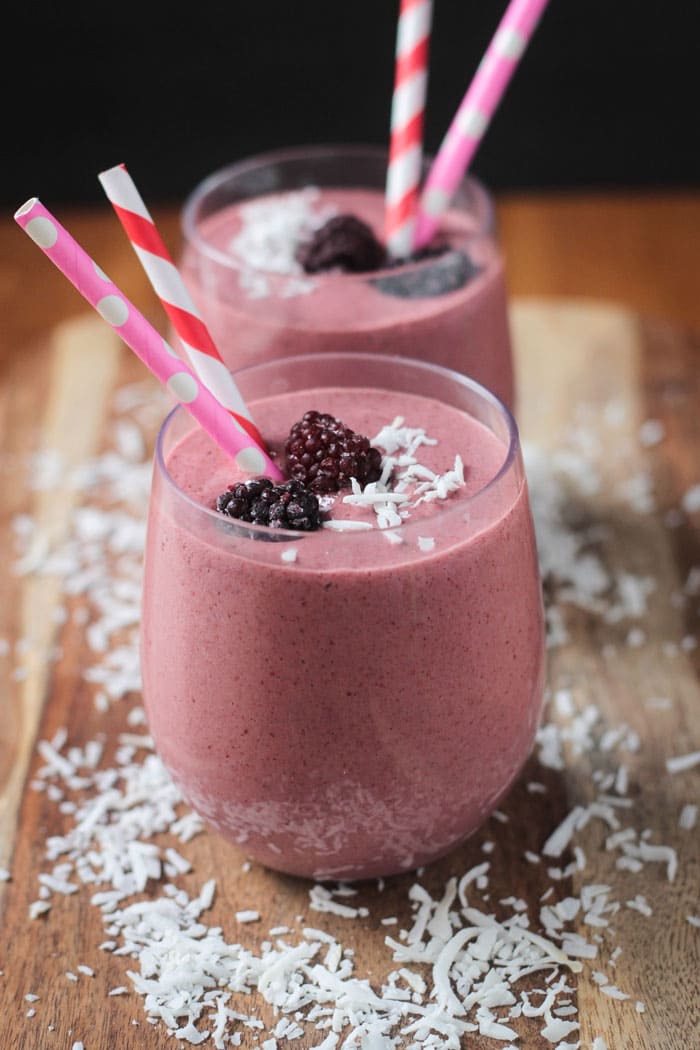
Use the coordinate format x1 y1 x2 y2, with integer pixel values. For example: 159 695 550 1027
235 910 261 924
665 750 700 774
638 419 665 447
230 187 334 276
679 803 698 830
681 484 700 514
338 417 466 532
5 380 698 1048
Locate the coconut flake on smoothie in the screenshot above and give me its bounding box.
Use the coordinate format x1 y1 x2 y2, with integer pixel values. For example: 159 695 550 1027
179 147 515 407
172 386 509 546
226 185 482 297
143 358 543 880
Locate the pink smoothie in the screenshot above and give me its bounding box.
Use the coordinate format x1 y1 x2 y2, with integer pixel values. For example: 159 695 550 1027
141 385 544 880
180 185 515 407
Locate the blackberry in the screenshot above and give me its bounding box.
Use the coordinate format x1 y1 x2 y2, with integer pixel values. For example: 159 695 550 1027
216 478 321 531
296 214 387 274
284 410 383 494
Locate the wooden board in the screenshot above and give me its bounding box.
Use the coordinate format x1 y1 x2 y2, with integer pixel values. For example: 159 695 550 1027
1 298 699 1049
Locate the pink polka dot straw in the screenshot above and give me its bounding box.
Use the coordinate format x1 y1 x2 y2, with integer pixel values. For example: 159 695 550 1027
414 0 551 252
384 0 433 260
14 197 284 481
97 163 266 454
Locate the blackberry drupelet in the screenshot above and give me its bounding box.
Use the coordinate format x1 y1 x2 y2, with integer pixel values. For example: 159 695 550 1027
296 214 387 274
284 410 383 494
216 478 321 531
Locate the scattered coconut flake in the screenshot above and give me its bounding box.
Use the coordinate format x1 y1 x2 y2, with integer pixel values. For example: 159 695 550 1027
541 1017 579 1042
665 750 700 774
94 692 110 713
164 847 192 875
28 899 51 919
626 895 652 916
542 807 586 858
117 733 154 750
236 910 261 924
638 419 665 447
309 884 369 919
321 519 373 532
599 984 630 1001
681 484 700 514
8 383 700 1050
679 804 698 830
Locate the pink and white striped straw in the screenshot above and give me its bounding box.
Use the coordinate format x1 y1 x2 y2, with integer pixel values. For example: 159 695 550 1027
98 162 267 453
14 197 284 480
414 0 551 251
384 0 433 259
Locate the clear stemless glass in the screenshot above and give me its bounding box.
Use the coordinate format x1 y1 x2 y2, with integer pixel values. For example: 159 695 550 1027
140 353 544 881
179 145 516 408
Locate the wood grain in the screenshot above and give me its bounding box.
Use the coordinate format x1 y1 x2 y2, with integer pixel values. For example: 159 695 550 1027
513 301 700 1049
0 319 120 871
0 297 698 1048
1 193 699 1047
498 191 700 332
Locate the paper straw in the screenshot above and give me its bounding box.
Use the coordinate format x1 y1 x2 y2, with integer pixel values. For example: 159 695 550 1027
414 0 551 250
98 162 266 452
384 0 433 259
14 197 284 480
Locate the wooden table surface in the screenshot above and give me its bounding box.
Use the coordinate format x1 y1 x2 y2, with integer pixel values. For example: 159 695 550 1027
1 191 699 1049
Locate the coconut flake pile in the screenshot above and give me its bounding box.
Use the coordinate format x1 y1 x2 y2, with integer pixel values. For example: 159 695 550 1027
337 416 465 533
4 387 700 1048
228 187 335 299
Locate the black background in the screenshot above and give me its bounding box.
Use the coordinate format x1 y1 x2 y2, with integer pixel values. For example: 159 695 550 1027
4 1 699 209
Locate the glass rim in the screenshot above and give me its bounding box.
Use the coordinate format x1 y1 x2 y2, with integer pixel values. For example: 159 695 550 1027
154 351 522 544
180 142 497 281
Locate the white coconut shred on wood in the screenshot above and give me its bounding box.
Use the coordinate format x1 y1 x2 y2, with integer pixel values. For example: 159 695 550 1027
4 385 699 1047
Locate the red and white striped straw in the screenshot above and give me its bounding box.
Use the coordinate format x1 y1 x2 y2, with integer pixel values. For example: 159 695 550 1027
384 0 433 260
15 197 284 480
414 0 551 251
98 163 266 453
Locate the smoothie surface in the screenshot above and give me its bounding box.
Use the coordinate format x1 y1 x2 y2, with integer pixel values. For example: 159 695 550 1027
181 183 515 408
165 386 510 534
144 382 542 880
202 187 485 275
